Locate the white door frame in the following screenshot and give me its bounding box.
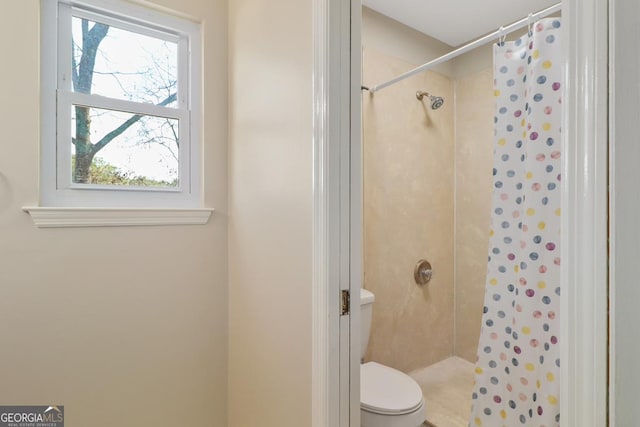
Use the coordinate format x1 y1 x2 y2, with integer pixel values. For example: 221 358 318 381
561 0 609 425
312 0 610 425
312 0 361 425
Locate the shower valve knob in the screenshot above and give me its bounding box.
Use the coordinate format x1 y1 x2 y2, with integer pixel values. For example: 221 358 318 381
414 259 433 285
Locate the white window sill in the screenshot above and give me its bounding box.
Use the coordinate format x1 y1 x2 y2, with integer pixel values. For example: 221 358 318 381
22 207 214 228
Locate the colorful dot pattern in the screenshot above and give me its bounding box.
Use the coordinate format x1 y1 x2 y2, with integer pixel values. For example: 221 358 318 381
469 18 562 427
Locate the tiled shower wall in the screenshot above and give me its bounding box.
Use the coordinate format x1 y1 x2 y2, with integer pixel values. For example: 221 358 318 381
363 46 456 373
453 69 495 362
362 36 495 371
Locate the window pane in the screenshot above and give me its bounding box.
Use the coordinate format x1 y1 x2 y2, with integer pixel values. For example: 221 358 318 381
72 16 178 107
72 106 179 188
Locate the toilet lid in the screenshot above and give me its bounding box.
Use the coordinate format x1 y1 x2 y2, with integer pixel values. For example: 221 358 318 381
360 362 424 415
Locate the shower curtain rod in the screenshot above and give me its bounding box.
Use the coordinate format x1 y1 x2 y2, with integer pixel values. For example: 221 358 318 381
368 2 562 93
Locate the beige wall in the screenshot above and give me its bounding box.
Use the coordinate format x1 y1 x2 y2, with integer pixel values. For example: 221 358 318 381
454 68 494 362
452 44 494 78
0 1 228 426
362 47 455 373
362 7 453 77
363 10 495 369
227 0 313 426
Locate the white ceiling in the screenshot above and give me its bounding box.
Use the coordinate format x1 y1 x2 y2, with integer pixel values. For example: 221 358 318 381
362 0 560 47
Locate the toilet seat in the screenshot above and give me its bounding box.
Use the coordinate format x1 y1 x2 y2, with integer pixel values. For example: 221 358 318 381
360 362 424 415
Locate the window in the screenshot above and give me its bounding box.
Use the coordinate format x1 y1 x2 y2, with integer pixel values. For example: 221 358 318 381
40 0 202 208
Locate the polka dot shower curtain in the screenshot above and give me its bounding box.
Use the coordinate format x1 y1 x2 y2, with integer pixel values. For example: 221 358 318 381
469 18 562 427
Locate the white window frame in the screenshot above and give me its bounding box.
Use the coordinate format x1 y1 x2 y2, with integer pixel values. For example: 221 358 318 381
40 0 203 209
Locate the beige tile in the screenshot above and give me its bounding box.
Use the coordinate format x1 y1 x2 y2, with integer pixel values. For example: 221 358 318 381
454 68 495 362
410 357 475 427
363 47 455 373
363 50 493 373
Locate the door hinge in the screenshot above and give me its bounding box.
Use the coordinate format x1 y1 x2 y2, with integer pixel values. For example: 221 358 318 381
341 290 350 316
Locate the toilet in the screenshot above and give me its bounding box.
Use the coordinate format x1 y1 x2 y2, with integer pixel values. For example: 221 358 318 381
360 288 426 427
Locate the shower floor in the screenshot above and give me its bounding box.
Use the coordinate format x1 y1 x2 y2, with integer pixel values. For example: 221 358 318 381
410 357 475 427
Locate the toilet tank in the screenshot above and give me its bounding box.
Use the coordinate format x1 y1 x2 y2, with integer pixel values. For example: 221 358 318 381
360 288 375 360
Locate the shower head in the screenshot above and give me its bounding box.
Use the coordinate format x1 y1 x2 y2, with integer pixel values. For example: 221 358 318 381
416 90 445 110
430 96 444 110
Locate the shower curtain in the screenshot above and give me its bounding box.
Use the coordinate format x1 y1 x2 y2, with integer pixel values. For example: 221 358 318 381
469 18 562 427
